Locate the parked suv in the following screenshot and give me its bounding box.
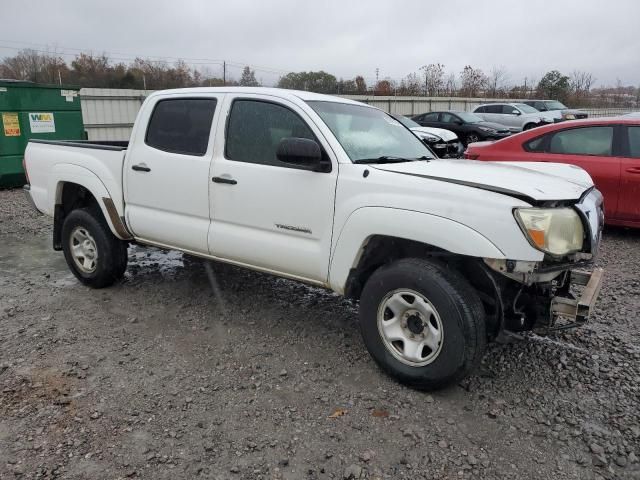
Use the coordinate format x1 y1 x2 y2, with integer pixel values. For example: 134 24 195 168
523 100 588 121
473 103 556 131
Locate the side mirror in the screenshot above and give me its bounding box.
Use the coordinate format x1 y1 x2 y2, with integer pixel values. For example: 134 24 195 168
454 119 463 125
511 110 521 116
276 137 324 171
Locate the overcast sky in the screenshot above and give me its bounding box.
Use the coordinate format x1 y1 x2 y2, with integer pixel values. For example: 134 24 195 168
3 0 639 87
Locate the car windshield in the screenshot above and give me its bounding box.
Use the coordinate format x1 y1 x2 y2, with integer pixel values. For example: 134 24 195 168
392 114 421 129
307 101 435 162
543 101 568 110
456 112 484 123
514 104 539 114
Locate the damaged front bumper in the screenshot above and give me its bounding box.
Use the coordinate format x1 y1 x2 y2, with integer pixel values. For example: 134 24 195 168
549 267 604 329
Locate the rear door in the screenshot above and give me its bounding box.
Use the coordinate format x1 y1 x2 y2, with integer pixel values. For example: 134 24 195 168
208 94 338 283
528 125 621 218
480 104 504 124
124 95 221 253
619 125 640 223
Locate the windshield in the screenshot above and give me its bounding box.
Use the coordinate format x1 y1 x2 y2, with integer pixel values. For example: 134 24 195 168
392 114 421 129
543 101 568 110
307 101 435 162
514 104 539 114
456 112 484 123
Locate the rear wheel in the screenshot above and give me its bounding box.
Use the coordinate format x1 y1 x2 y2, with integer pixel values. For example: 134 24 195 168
359 258 486 390
523 123 537 131
62 207 128 288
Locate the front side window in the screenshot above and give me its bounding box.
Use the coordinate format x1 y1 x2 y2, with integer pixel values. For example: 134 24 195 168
514 104 540 114
440 113 458 123
145 98 217 156
225 99 315 167
549 127 613 156
502 105 520 115
307 101 434 162
628 126 640 158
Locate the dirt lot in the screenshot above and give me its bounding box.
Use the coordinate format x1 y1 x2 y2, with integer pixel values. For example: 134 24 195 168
1 188 639 480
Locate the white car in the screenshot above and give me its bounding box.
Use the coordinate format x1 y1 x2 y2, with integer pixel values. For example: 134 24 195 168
392 114 464 158
473 102 557 132
23 87 604 390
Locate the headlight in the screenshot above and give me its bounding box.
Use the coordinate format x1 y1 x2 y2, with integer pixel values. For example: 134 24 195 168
477 126 496 133
514 208 584 256
420 133 440 143
564 113 576 120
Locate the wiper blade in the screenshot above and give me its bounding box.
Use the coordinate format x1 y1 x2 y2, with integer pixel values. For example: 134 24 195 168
353 155 432 164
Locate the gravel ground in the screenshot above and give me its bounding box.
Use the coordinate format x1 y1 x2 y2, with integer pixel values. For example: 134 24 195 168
1 188 639 480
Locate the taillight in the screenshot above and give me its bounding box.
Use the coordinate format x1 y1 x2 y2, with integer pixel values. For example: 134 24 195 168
22 157 30 184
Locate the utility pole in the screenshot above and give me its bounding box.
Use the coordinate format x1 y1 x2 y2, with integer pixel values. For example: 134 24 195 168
58 70 62 86
375 68 379 97
223 61 226 86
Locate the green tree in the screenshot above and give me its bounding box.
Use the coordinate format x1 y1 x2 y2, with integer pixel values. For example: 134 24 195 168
239 66 259 87
278 71 337 93
537 70 571 101
355 75 367 94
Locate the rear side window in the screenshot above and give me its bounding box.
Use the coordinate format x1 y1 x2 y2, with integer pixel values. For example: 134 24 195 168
524 135 547 152
422 112 439 121
549 127 613 156
475 106 486 113
225 99 315 167
485 104 503 114
628 126 640 158
145 98 217 156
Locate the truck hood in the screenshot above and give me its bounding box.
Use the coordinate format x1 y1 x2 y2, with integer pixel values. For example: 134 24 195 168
371 159 592 203
410 126 458 142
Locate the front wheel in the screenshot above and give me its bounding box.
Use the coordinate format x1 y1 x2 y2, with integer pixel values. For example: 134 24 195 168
465 133 480 145
359 258 486 390
61 207 128 288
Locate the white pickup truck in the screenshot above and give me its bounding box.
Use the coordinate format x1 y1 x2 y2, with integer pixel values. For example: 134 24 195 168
23 87 604 390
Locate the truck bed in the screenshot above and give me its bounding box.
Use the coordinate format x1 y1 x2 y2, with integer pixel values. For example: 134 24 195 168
29 139 129 151
25 139 128 218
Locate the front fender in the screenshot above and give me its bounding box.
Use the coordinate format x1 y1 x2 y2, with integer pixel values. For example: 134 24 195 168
328 207 506 294
50 164 129 240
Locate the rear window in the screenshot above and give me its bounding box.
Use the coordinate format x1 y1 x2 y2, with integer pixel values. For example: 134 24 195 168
484 105 503 114
145 98 217 156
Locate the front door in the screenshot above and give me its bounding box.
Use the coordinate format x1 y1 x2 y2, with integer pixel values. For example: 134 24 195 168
208 95 338 283
124 96 220 254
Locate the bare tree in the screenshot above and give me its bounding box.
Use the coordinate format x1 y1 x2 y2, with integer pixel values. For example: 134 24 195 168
0 48 68 83
420 63 445 96
459 65 487 97
444 72 457 96
487 66 510 97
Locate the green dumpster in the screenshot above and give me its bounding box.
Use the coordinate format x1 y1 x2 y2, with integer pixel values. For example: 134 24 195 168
0 80 84 188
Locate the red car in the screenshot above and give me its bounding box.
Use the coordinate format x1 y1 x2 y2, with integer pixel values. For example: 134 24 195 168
464 118 640 228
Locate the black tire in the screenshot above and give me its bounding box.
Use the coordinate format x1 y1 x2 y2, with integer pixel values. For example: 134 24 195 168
466 133 480 145
359 258 486 391
523 123 536 131
61 207 128 288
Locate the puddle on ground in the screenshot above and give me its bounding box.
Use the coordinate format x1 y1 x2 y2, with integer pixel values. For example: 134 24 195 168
0 236 188 287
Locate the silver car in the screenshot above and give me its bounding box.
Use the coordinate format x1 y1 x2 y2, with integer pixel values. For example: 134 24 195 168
473 102 556 132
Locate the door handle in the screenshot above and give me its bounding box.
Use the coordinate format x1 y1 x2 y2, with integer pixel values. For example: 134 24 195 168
626 167 640 174
212 176 237 185
132 164 151 172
